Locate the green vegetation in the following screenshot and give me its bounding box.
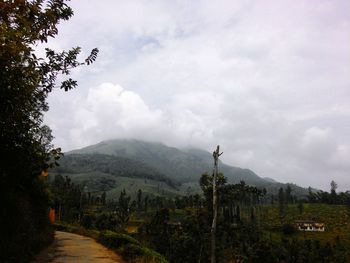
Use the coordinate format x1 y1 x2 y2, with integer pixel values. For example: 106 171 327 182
49 170 350 262
2 1 347 262
57 139 309 198
262 203 350 246
68 139 268 184
53 153 178 188
0 1 97 262
99 231 167 263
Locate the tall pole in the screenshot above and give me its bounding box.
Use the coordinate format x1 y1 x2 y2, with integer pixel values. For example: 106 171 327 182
211 145 222 263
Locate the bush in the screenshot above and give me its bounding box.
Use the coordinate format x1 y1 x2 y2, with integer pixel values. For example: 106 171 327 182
81 213 96 229
54 221 97 238
98 230 168 263
120 244 168 263
282 223 296 235
53 223 168 263
98 230 140 249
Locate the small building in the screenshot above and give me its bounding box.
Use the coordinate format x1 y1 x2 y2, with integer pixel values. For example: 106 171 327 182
295 220 325 231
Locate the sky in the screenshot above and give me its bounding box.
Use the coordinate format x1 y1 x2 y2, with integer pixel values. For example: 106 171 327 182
44 0 350 191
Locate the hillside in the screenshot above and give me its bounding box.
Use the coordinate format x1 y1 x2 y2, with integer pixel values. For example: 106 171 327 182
54 153 176 187
56 139 308 197
69 139 266 184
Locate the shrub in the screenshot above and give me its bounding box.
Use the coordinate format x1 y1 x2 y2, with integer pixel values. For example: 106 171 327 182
282 223 296 235
120 244 168 263
81 213 96 229
98 230 140 249
98 230 168 262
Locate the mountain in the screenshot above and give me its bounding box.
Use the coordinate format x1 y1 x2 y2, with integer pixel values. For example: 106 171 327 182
263 177 278 183
69 139 266 185
54 153 177 187
53 139 308 198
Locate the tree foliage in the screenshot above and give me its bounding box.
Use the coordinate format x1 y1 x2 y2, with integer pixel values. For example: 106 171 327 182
278 187 286 217
308 181 350 205
0 1 97 261
53 153 177 188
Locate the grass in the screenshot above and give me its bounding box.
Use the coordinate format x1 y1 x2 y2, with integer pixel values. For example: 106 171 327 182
60 173 183 199
54 203 350 262
260 203 350 248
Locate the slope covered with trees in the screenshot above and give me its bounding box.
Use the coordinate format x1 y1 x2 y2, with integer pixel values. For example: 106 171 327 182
64 139 309 198
69 139 262 184
54 153 177 187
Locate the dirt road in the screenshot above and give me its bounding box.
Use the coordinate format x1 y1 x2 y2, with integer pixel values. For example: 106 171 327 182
32 231 125 263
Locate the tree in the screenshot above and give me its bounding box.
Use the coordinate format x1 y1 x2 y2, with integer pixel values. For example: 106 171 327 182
297 201 304 215
115 189 132 225
137 189 143 211
144 208 171 256
330 180 338 204
278 188 285 217
0 1 97 261
101 191 107 206
308 186 317 203
331 180 338 193
144 195 149 212
285 185 292 204
200 172 226 212
51 175 86 222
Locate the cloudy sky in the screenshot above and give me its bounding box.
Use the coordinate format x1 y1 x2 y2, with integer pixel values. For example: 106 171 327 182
44 0 350 191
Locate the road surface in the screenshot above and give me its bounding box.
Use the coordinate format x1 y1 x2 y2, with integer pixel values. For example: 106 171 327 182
32 231 125 263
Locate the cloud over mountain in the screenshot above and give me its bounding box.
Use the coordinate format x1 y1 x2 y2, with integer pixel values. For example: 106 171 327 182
45 0 350 191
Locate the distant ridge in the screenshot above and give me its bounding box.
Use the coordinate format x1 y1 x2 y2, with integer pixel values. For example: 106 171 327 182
263 177 278 183
54 139 309 198
68 139 265 185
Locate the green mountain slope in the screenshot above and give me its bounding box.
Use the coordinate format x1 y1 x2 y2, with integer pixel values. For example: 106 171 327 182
53 153 177 187
61 139 308 197
69 139 266 185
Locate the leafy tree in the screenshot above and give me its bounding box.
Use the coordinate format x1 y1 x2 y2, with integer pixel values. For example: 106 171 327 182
101 191 107 206
297 200 304 215
95 212 119 231
331 180 338 193
116 189 133 225
282 223 296 235
285 185 292 204
307 186 316 202
200 172 226 213
0 1 97 261
137 188 143 211
81 213 95 229
278 187 285 217
168 211 210 263
331 180 338 204
51 174 81 222
142 208 171 256
144 195 149 212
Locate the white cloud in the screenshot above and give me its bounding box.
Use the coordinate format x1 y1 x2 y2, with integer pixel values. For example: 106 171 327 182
44 0 350 191
331 145 350 170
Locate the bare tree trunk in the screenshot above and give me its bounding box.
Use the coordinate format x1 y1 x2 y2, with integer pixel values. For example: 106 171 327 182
198 241 203 263
211 145 222 263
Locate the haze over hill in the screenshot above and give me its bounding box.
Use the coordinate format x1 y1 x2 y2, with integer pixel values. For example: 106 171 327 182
53 139 309 198
45 1 350 192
